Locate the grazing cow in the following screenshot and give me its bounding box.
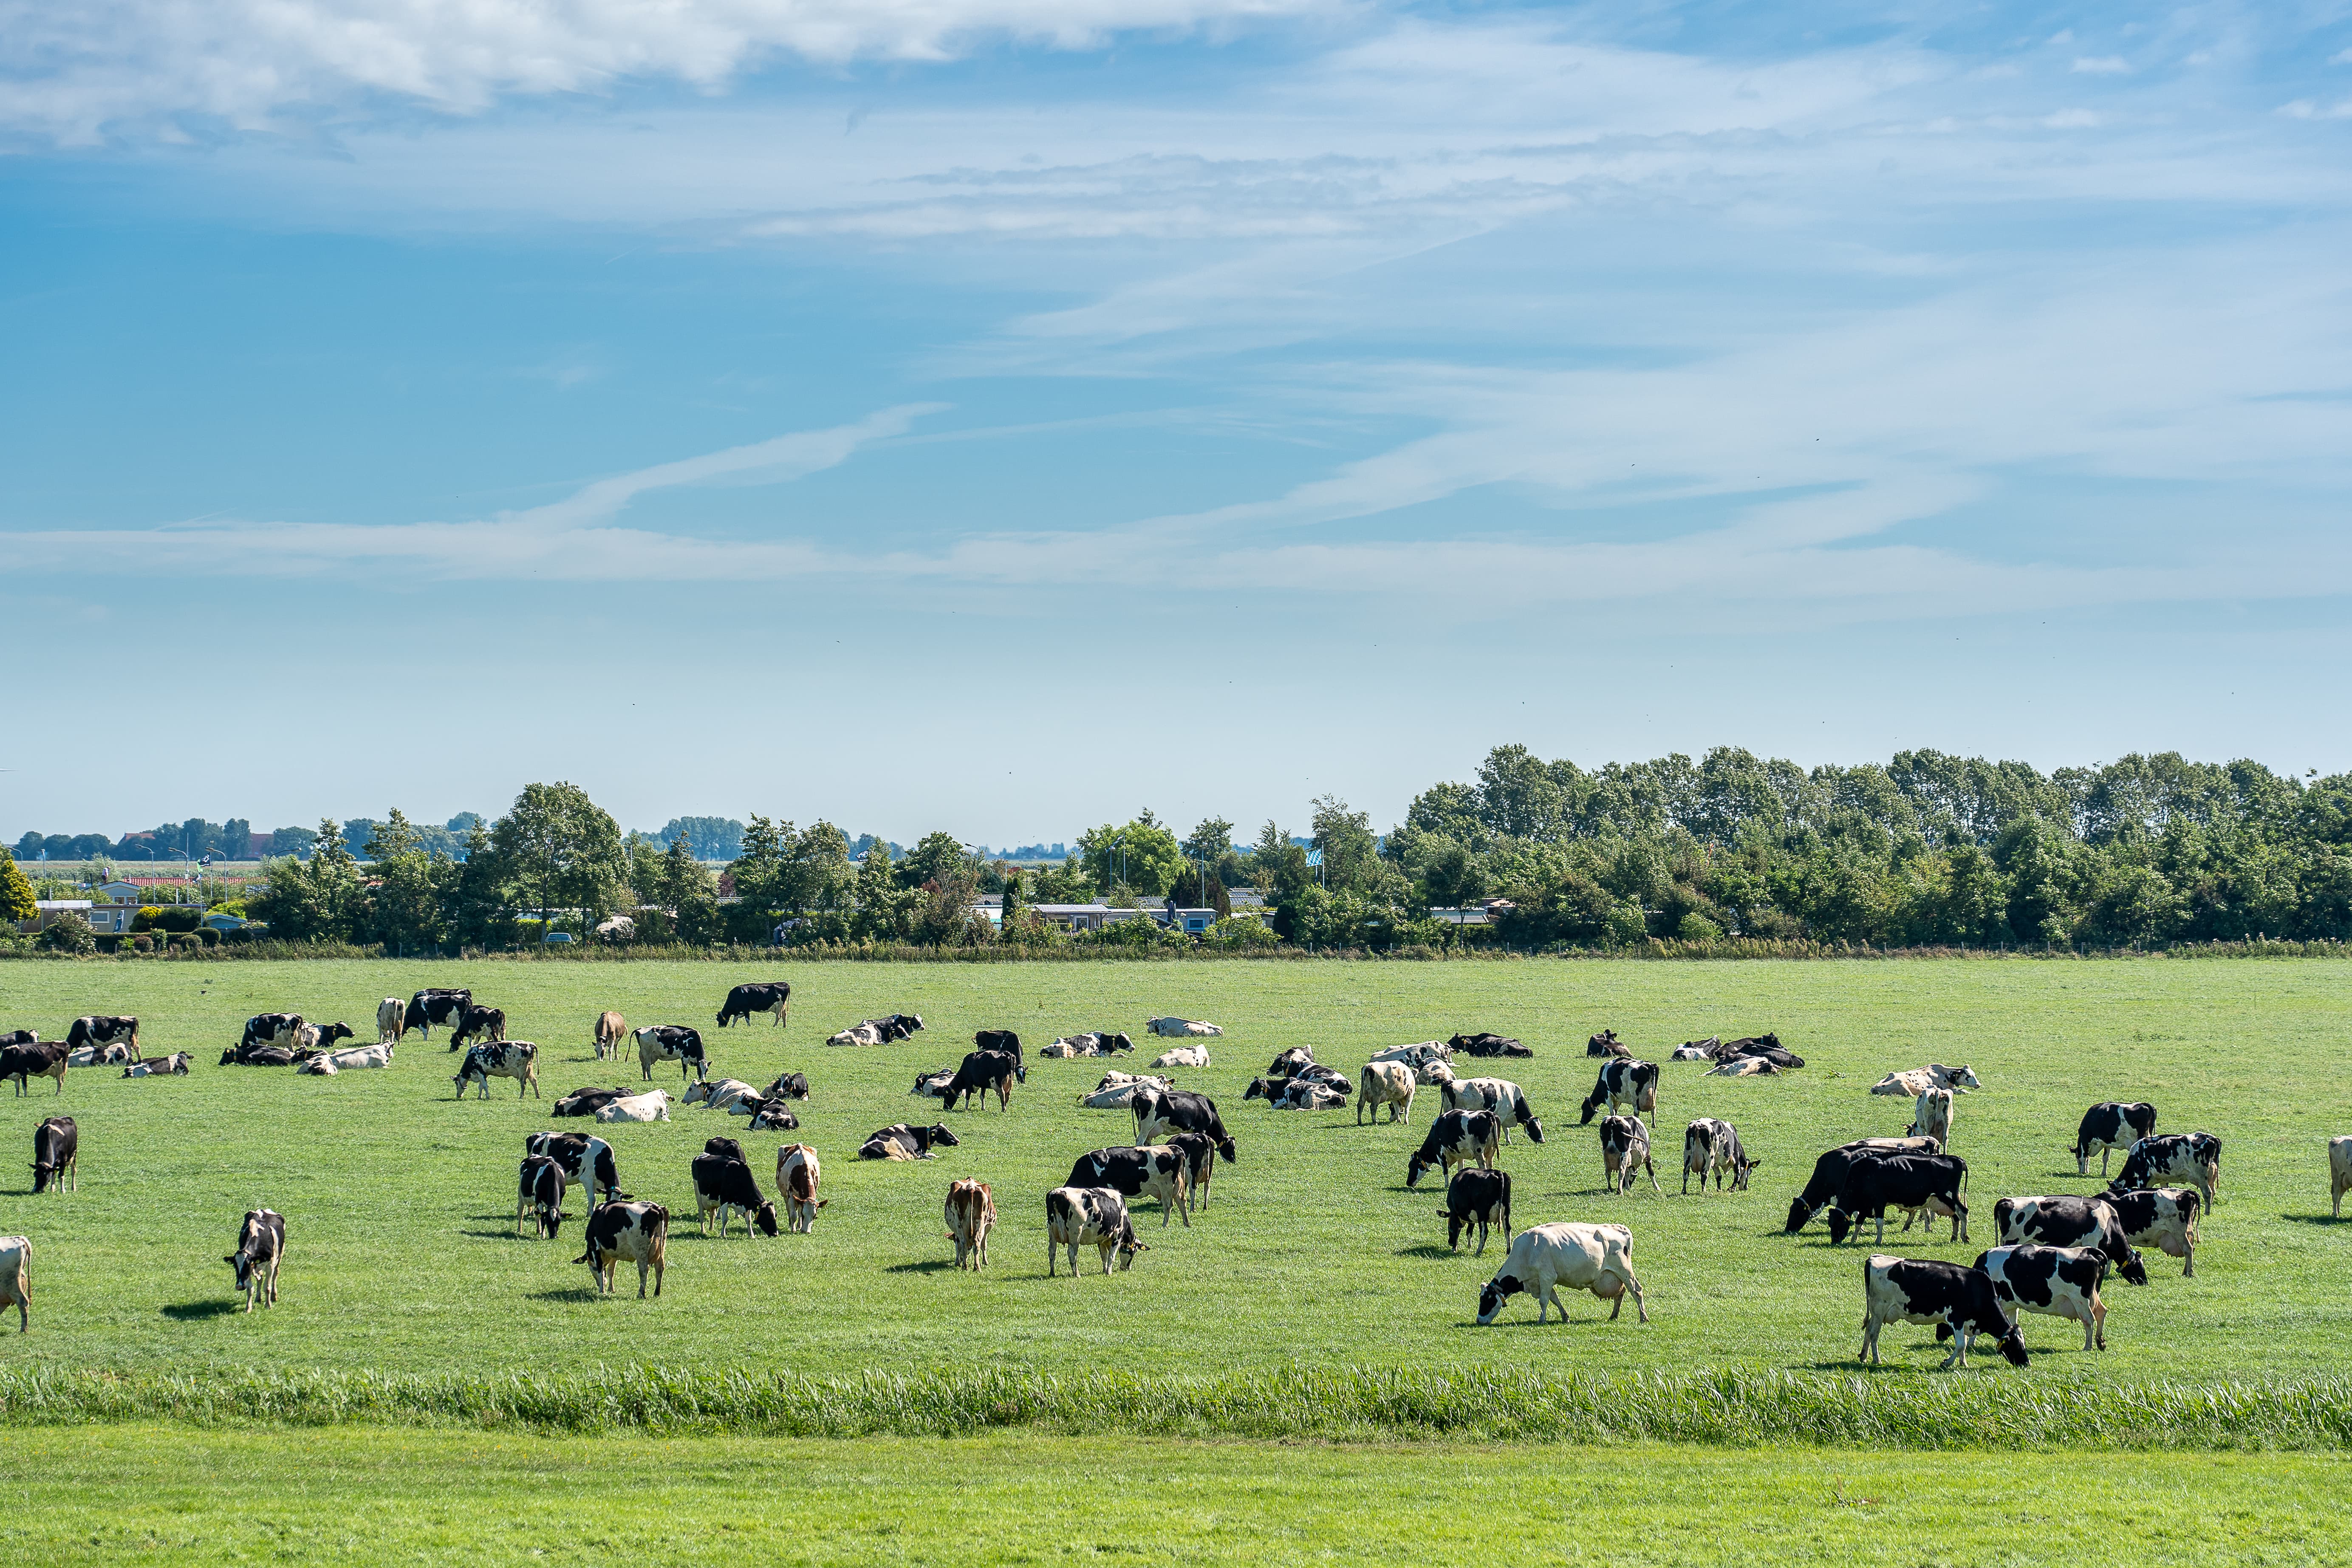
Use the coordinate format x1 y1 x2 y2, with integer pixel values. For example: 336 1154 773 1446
1586 1029 1630 1058
1426 1070 1543 1143
1368 1041 1450 1070
1857 1254 2027 1369
1441 1167 1512 1255
1871 1063 1981 1097
1910 1088 1955 1147
1705 1056 1778 1078
1990 1196 2151 1283
123 1051 194 1077
2071 1102 2158 1177
1600 1114 1658 1196
1450 1032 1532 1059
634 1025 709 1085
690 1152 779 1237
1132 1088 1237 1162
1682 1118 1756 1193
1077 1072 1169 1110
1822 1154 1972 1246
763 1071 812 1102
1163 1130 1219 1210
856 1122 960 1161
1968 1245 2112 1352
403 989 472 1041
0 1236 26 1332
2335 1138 2352 1220
704 1135 747 1162
552 1085 631 1118
1784 1138 1944 1232
1267 1046 1316 1077
1068 1146 1191 1227
376 998 407 1045
910 1067 958 1100
1045 1187 1148 1275
2108 1132 2222 1209
31 1116 76 1195
524 1130 620 1207
942 1049 1025 1112
1147 1017 1222 1037
715 981 793 1029
66 1016 139 1055
67 1040 138 1067
946 1179 997 1268
454 1041 541 1099
829 1023 886 1048
225 1209 286 1312
594 1011 628 1060
1150 1043 1212 1069
683 1078 761 1111
1578 1059 1660 1125
2101 1186 2201 1277
241 1013 305 1053
448 1006 507 1051
0 1043 67 1096
595 1091 672 1124
577 1201 668 1297
777 1144 826 1231
517 1155 568 1238
1357 1061 1417 1125
1407 1109 1501 1188
1475 1222 1646 1325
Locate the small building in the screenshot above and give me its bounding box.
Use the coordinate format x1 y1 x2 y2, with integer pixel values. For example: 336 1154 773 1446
1029 903 1152 933
22 899 139 937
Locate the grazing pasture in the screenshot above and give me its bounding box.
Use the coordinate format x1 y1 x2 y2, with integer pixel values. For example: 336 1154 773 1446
0 958 2347 1387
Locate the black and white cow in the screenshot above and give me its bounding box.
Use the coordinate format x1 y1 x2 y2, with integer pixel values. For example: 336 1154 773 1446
576 1201 668 1297
690 1152 780 1236
1476 1222 1645 1325
2102 1186 2201 1277
1428 1070 1543 1144
296 1021 356 1054
1990 1195 2151 1283
1822 1154 1972 1246
448 1005 508 1051
1587 1029 1630 1058
1966 1245 2112 1352
1449 1032 1532 1058
2072 1102 2158 1177
1132 1088 1238 1162
763 1071 812 1102
404 989 472 1042
1066 1146 1191 1226
66 1016 139 1055
1440 1167 1512 1255
1578 1059 1660 1125
1716 1034 1804 1070
973 1030 1023 1072
0 1029 35 1049
1162 1130 1219 1209
910 1066 958 1100
225 1208 286 1312
1682 1118 1756 1193
31 1116 76 1195
122 1051 192 1076
551 1085 632 1118
240 1014 305 1053
855 1122 961 1161
454 1041 541 1099
715 981 792 1029
220 1045 298 1068
523 1131 622 1207
1783 1138 1944 1232
869 1013 924 1042
1600 1114 1659 1195
741 1098 801 1131
1044 1187 1147 1275
1267 1046 1316 1077
1407 1108 1501 1188
517 1155 568 1238
2108 1133 2221 1209
0 1043 66 1096
633 1025 709 1085
1857 1254 2027 1369
941 1049 1024 1111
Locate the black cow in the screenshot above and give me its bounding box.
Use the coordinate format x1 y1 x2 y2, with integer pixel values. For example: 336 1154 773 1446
523 1131 621 1206
2109 1132 2221 1209
0 1029 35 1049
1859 1255 2028 1368
974 1030 1023 1070
66 1016 138 1054
1440 1167 1512 1254
240 1013 305 1052
1991 1195 2151 1283
1784 1138 1944 1232
715 981 792 1029
1162 1130 1219 1209
518 1155 567 1238
551 1085 632 1118
1407 1109 1500 1188
1065 1146 1191 1227
448 1005 507 1051
855 1122 960 1160
1718 1034 1804 1070
1578 1059 1659 1124
690 1152 779 1236
1450 1032 1532 1058
0 1043 67 1096
404 989 472 1042
32 1116 76 1195
1131 1088 1237 1161
1822 1154 1972 1246
221 1044 299 1068
941 1049 1024 1111
763 1071 812 1102
2072 1102 2158 1177
704 1136 747 1162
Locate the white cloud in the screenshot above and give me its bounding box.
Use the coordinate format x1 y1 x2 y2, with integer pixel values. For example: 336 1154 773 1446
2071 56 2131 75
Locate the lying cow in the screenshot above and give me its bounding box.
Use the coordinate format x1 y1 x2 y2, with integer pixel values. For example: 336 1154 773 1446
1600 1114 1658 1195
1044 1187 1147 1275
690 1152 779 1236
595 1090 672 1123
1255 1079 1349 1110
777 1144 825 1231
2072 1102 2158 1177
682 1078 761 1111
1990 1195 2150 1283
946 1179 996 1268
0 1029 35 1049
1450 1032 1532 1059
1578 1059 1659 1125
31 1116 76 1194
1715 1034 1804 1069
1076 1072 1169 1110
1150 1044 1211 1069
1871 1063 1980 1097
1147 1017 1222 1037
634 1025 709 1084
1067 1146 1191 1227
1586 1029 1631 1058
123 1052 193 1077
1368 1041 1450 1070
1668 1039 1718 1062
735 1097 801 1131
577 1201 668 1297
552 1085 631 1118
225 1209 286 1313
1041 1031 1134 1058
829 1022 885 1048
454 1041 541 1099
2108 1132 2221 1209
1476 1221 1646 1325
855 1122 959 1161
1705 1056 1778 1078
1967 1245 2112 1352
1682 1118 1756 1193
220 1045 299 1068
1407 1108 1499 1188
1858 1254 2026 1369
1441 1167 1512 1256
763 1071 811 1102
715 981 792 1029
1357 1061 1416 1125
1425 1068 1542 1143
299 1043 391 1075
909 1067 957 1100
1267 1046 1315 1076
66 1040 136 1067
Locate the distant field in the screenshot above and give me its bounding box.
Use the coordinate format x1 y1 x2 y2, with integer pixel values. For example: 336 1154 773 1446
3 1424 2344 1566
0 958 2346 1388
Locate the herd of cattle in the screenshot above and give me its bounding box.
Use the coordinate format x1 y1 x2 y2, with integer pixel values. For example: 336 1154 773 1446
4 984 2349 1364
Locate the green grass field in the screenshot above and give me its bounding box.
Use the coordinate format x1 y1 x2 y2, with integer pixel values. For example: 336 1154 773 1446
3 1424 2346 1566
1 957 2346 1391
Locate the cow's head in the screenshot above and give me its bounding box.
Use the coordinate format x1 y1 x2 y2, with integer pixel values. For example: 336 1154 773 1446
1731 1156 1759 1191
226 1247 256 1291
1823 1209 1855 1246
1521 1112 1546 1145
1475 1274 1525 1324
1578 1091 1603 1125
752 1201 779 1237
1114 1234 1148 1269
1406 1150 1434 1188
219 1049 239 1066
1214 1135 1238 1164
1244 1078 1271 1102
2109 1244 2150 1286
928 1125 960 1147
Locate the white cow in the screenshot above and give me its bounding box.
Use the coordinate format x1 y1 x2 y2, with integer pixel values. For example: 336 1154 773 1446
1705 1056 1778 1077
0 1236 27 1332
1910 1088 1955 1146
300 1043 394 1075
1369 1041 1451 1070
684 1078 760 1111
1074 1072 1169 1110
1872 1063 1981 1097
596 1090 672 1123
121 1052 193 1076
376 998 406 1045
1474 1222 1647 1325
777 1144 825 1232
827 1023 886 1048
1150 1044 1211 1069
1357 1061 1417 1125
2332 1137 2352 1220
1146 1017 1223 1037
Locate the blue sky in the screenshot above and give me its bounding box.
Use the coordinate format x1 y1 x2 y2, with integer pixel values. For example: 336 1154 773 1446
4 1 2350 845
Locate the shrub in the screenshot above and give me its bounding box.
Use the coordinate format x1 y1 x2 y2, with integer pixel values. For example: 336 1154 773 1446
1676 911 1724 942
40 913 95 954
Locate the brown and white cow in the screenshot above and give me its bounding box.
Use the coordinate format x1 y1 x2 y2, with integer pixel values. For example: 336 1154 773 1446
594 1010 628 1060
376 998 407 1045
777 1144 826 1232
946 1178 996 1269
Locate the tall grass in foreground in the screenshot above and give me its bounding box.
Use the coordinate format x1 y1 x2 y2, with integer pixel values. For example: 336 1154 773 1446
3 1367 2346 1449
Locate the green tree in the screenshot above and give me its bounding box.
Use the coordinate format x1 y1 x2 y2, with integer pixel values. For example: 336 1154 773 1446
364 809 446 956
0 849 35 925
852 844 915 941
41 910 95 953
1079 814 1182 897
490 783 625 939
443 820 513 950
1310 794 1381 892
